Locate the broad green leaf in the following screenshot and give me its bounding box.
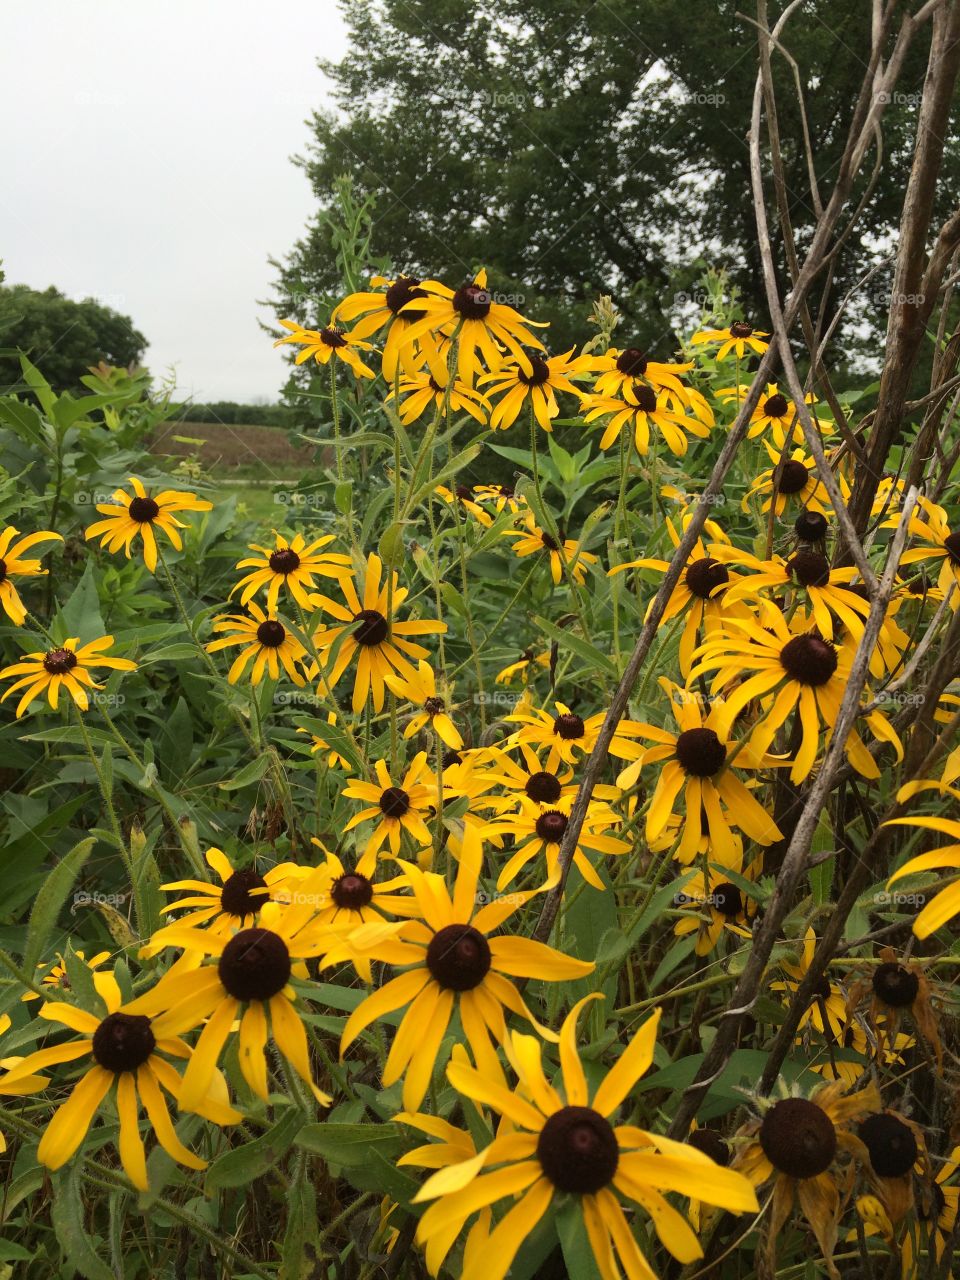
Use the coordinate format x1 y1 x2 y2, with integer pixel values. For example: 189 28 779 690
50 1165 113 1280
23 837 95 972
205 1107 305 1191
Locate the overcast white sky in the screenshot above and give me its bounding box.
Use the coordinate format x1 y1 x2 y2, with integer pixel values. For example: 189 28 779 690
1 1 347 402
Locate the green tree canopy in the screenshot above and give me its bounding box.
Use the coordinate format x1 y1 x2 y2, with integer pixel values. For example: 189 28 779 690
0 283 147 394
273 0 958 367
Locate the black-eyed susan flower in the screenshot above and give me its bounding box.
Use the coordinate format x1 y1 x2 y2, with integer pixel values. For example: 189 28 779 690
581 381 710 457
770 928 847 1043
503 514 597 586
473 743 580 816
506 699 643 772
588 345 695 399
718 381 832 448
434 485 493 528
305 842 416 930
206 603 308 687
413 996 759 1280
232 531 354 614
398 268 547 386
0 635 136 717
274 319 375 378
472 484 526 517
0 968 241 1189
858 1110 927 1224
691 600 901 783
341 753 436 856
298 706 353 772
713 545 870 642
844 946 942 1068
672 859 759 955
84 477 212 572
0 527 62 624
481 348 588 432
395 1106 492 1274
734 1079 881 1279
691 320 769 360
742 444 846 518
894 496 960 600
913 1145 960 1270
310 552 446 713
331 274 435 381
490 793 630 890
131 880 336 1113
142 846 302 953
388 367 491 426
385 661 464 750
615 679 781 864
609 514 749 676
23 949 112 1002
339 854 593 1109
494 646 550 685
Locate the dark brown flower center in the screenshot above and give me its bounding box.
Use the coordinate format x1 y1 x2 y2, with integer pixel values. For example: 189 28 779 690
730 322 754 339
685 557 729 600
675 727 727 777
424 696 444 715
788 551 831 588
454 486 472 500
553 712 585 740
795 510 828 543
518 355 550 386
256 620 287 648
631 383 658 414
218 927 291 1002
269 548 301 575
712 883 743 917
425 924 491 991
779 633 838 686
452 282 491 321
535 810 568 843
319 327 348 348
525 771 563 803
859 1114 918 1178
128 495 160 523
616 348 648 377
379 786 410 818
442 750 462 768
944 531 960 566
777 460 811 495
687 1128 730 1166
537 1106 619 1193
0 559 7 583
330 872 374 911
759 1097 837 1179
353 609 389 646
92 1012 156 1073
43 647 78 675
541 531 560 551
386 275 428 323
763 393 789 418
872 962 919 1008
220 868 269 917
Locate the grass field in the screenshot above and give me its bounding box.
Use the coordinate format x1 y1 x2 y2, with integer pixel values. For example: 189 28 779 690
149 419 329 523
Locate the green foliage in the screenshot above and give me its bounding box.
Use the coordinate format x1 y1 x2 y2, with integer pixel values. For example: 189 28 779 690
0 285 147 394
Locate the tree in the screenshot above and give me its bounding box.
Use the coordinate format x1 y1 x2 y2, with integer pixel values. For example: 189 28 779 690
0 284 147 394
273 0 958 369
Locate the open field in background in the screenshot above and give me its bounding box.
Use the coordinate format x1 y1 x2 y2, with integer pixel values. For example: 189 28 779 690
149 419 320 522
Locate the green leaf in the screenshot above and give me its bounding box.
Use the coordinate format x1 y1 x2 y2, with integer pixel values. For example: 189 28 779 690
23 837 95 972
0 398 45 447
19 355 57 418
218 753 272 791
205 1107 305 1191
556 1198 604 1280
57 559 106 642
532 614 617 678
50 1165 113 1280
295 1121 404 1165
